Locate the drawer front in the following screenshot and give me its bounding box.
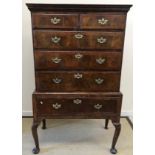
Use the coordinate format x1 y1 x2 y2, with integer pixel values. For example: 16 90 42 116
33 31 124 50
34 93 122 116
32 14 78 28
36 71 120 92
34 51 122 71
80 14 126 29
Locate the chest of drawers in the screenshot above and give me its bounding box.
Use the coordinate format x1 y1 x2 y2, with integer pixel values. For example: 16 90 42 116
27 4 132 154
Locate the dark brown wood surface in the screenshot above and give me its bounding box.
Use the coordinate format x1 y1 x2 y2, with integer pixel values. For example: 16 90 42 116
33 31 124 50
80 14 126 30
32 13 78 29
34 51 122 71
35 95 121 116
33 92 122 117
26 4 132 12
35 71 120 92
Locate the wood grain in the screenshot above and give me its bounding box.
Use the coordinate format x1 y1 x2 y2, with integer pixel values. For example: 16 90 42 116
34 51 122 71
80 14 126 30
32 13 78 29
33 31 124 50
35 71 120 92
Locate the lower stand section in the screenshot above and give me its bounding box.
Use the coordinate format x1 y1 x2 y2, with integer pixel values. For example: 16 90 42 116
31 118 121 154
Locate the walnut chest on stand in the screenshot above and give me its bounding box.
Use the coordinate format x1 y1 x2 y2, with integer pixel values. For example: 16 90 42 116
26 4 132 154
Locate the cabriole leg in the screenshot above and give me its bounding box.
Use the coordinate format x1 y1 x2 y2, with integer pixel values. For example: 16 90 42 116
32 119 41 154
110 121 121 154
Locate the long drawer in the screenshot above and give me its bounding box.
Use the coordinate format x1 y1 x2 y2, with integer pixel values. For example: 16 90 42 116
33 92 122 117
34 51 122 71
36 71 120 92
33 31 124 50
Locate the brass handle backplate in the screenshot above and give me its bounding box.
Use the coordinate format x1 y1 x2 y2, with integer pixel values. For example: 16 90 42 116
75 53 83 59
51 36 61 43
97 37 107 44
74 73 83 79
51 57 62 64
74 34 83 39
52 103 61 109
52 78 62 84
95 78 104 84
73 99 82 104
51 17 61 24
96 58 106 64
98 18 108 25
94 104 102 110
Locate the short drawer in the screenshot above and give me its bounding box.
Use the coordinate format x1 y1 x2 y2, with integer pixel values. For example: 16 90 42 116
33 92 122 116
36 71 120 92
80 14 126 29
32 13 78 28
34 51 122 71
33 31 124 50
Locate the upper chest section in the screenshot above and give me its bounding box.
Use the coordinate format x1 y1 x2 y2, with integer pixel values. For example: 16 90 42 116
27 4 132 30
32 13 126 30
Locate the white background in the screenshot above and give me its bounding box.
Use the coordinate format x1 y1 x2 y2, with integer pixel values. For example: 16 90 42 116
22 0 133 119
0 0 155 155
